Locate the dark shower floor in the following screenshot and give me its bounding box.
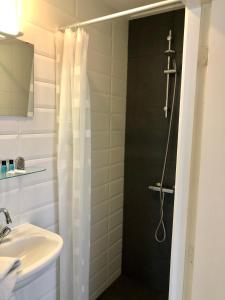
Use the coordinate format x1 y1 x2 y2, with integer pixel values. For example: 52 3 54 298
97 276 168 300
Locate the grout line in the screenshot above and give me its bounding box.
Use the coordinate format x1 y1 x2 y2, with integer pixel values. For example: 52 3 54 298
34 52 55 62
34 80 56 87
34 77 56 85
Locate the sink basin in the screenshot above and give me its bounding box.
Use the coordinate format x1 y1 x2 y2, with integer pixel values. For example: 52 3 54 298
0 223 63 290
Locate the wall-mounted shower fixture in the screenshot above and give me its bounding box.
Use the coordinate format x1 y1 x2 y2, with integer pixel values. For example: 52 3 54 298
149 29 178 243
164 30 176 119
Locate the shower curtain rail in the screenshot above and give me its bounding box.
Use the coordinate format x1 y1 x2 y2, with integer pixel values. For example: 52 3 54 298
59 0 183 31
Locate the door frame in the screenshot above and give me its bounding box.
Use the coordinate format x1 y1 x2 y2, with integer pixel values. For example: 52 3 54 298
168 3 202 300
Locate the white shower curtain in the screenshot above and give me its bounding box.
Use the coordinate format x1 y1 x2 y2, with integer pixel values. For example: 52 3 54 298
55 28 91 300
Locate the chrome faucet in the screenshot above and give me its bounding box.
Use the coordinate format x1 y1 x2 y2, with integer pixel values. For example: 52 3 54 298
0 208 12 243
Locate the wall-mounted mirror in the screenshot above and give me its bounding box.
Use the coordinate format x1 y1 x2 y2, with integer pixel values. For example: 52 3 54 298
0 39 34 117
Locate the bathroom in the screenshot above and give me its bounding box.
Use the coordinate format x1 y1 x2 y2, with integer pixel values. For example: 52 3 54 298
0 0 224 300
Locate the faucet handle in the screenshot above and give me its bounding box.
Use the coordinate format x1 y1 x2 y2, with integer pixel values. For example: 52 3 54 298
0 226 11 243
5 213 12 224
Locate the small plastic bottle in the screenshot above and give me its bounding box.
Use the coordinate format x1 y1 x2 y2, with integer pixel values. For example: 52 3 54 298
1 160 7 174
9 159 14 171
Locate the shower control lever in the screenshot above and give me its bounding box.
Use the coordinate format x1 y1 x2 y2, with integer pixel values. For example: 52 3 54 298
148 185 174 194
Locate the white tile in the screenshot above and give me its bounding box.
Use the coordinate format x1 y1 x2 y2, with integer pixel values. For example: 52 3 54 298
109 209 123 230
47 222 59 234
111 96 126 114
92 150 109 169
92 113 110 132
88 27 112 56
110 131 125 148
91 184 109 207
0 135 19 159
109 179 124 198
108 268 121 287
21 22 55 58
112 21 128 43
92 132 109 151
0 189 21 225
88 71 111 94
34 82 56 109
19 108 56 134
22 157 57 186
90 267 107 299
110 194 124 213
92 22 112 37
109 239 122 261
110 163 124 181
109 225 123 246
91 92 110 113
34 54 55 84
0 118 19 134
109 254 122 275
110 147 125 164
112 78 127 97
19 133 56 160
88 50 111 76
91 235 108 259
20 180 57 214
112 59 127 80
91 219 108 243
92 267 108 295
90 252 107 278
91 202 108 225
20 202 58 229
92 167 109 187
112 37 128 60
112 21 128 60
0 177 19 193
111 114 126 131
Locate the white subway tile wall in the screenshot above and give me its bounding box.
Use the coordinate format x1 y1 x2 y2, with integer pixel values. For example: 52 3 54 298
88 20 128 299
0 19 59 300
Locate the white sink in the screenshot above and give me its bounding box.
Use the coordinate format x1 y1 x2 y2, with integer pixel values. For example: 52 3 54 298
0 223 63 290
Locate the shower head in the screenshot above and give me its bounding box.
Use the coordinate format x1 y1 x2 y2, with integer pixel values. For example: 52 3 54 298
167 30 172 42
165 29 175 57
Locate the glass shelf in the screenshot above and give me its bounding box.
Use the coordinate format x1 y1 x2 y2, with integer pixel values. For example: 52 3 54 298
0 167 46 181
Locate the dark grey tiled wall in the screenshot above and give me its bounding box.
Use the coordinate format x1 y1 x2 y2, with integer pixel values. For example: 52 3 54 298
122 9 185 293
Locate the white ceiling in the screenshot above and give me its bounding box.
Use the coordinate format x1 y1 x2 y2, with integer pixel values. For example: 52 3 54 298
103 0 165 11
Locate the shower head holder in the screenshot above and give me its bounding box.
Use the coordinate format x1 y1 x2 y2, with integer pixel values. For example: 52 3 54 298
164 49 175 57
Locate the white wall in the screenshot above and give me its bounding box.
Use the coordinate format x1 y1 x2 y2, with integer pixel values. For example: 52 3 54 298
79 2 128 298
186 0 225 299
88 20 128 298
43 0 75 16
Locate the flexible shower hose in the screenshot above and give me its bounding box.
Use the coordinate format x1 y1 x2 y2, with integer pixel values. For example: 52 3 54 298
155 60 177 243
